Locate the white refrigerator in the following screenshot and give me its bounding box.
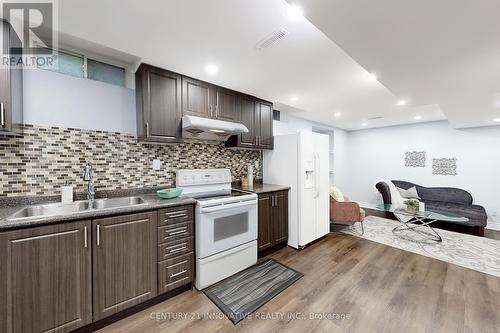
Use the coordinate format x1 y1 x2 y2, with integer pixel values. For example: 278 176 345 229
263 131 330 249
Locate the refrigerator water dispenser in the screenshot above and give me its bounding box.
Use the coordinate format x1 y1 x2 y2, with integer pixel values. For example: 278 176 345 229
304 160 314 189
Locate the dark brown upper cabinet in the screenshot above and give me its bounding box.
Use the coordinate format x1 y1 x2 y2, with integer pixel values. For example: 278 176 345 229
135 63 271 148
226 96 273 149
92 211 157 321
0 20 23 136
182 77 241 122
0 220 92 333
213 86 240 122
235 95 257 148
136 64 182 142
182 77 212 118
256 100 273 149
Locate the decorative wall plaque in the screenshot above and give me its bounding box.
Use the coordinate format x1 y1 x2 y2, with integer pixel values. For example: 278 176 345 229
405 151 426 167
432 158 457 175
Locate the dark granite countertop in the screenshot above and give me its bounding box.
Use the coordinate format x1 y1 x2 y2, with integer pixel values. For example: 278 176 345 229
233 183 291 195
0 193 196 232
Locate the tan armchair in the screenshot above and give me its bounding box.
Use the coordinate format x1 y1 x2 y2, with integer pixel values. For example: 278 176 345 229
330 195 366 234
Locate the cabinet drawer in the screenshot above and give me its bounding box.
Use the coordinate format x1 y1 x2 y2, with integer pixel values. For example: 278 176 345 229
158 253 194 294
158 221 193 244
158 205 194 226
158 237 194 261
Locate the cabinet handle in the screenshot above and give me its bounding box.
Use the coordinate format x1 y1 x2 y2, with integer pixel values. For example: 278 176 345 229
167 227 187 236
96 224 101 246
169 246 187 254
170 270 187 278
0 103 4 127
272 195 276 207
166 213 187 219
84 226 88 248
215 92 219 118
165 209 187 216
146 122 150 137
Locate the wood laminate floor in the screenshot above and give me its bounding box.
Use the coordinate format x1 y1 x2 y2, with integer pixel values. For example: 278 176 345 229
98 233 500 333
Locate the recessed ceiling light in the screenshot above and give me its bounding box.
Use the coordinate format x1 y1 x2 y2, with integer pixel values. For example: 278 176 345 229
493 118 500 122
287 4 303 20
333 112 342 118
290 96 298 102
397 100 407 106
361 122 367 127
205 64 218 75
414 115 422 120
369 73 378 81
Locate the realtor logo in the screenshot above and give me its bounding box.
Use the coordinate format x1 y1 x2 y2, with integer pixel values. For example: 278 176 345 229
1 0 57 67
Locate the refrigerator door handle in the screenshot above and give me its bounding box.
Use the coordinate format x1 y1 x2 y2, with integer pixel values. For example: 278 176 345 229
314 152 320 198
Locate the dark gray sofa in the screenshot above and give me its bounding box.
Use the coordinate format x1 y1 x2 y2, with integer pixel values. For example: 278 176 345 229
376 180 487 236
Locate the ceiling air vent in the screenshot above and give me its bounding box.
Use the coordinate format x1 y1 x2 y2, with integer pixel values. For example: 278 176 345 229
255 28 290 51
367 116 384 120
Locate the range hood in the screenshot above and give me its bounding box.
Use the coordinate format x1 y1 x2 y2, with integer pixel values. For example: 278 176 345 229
182 115 248 141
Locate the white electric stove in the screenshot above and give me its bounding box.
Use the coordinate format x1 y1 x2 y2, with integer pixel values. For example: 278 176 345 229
176 169 258 290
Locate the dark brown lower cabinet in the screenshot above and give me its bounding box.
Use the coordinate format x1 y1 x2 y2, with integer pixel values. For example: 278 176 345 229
0 205 195 333
0 220 92 333
92 211 157 321
257 190 289 253
258 194 273 251
156 205 194 294
273 191 289 244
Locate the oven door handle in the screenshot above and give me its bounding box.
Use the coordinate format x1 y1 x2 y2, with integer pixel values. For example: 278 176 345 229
200 200 257 213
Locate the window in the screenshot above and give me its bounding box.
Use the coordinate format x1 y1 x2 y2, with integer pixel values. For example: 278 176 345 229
87 59 125 86
38 49 85 78
37 47 126 87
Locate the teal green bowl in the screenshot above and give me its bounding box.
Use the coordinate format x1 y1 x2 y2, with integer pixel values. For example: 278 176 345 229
157 188 183 199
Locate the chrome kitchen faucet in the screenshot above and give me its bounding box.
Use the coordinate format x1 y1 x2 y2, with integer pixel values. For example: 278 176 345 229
83 161 95 203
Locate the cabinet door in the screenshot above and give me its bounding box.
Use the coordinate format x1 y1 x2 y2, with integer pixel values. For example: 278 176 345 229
258 194 273 251
257 100 273 149
0 20 12 132
239 95 257 147
0 221 92 333
92 211 157 321
214 87 240 121
182 77 212 118
273 191 289 244
148 68 182 139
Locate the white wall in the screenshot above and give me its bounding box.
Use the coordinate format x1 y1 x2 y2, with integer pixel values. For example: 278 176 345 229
333 128 349 191
340 121 500 217
272 114 350 188
23 69 137 134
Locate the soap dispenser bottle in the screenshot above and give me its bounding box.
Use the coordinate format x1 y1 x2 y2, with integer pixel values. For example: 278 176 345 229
61 180 74 203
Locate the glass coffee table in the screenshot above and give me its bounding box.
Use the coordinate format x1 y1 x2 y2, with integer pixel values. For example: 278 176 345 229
392 208 469 243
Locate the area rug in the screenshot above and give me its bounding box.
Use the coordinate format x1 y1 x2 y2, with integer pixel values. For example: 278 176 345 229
204 259 303 324
342 216 500 277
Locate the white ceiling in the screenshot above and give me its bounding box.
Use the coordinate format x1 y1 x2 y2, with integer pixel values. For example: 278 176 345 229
55 0 450 130
289 0 500 129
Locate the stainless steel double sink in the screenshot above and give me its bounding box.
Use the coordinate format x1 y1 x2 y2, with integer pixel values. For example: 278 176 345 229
7 196 147 221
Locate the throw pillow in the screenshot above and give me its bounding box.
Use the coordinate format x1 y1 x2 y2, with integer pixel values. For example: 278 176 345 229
379 180 405 208
330 186 345 202
396 186 421 199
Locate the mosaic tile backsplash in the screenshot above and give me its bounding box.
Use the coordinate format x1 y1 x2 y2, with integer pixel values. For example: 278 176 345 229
0 124 262 197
